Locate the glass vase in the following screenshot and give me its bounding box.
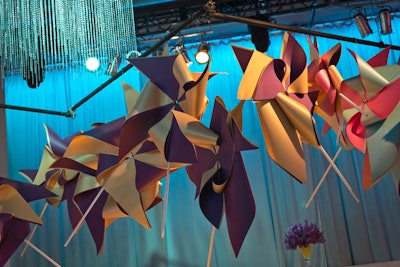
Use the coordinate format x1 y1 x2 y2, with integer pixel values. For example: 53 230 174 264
298 244 312 266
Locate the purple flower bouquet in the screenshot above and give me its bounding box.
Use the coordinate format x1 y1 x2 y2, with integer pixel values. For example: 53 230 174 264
284 220 325 265
284 220 325 250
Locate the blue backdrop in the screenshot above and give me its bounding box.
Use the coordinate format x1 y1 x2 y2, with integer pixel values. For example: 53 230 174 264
4 13 400 267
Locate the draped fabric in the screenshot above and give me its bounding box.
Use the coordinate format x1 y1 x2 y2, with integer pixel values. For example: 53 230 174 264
4 14 400 267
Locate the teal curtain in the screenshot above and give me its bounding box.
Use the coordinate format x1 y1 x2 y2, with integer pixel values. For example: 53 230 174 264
4 14 400 267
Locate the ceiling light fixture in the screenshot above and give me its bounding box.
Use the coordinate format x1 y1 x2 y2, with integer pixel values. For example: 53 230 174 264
353 11 372 37
173 44 192 66
379 8 392 34
195 41 210 64
248 14 271 52
105 55 122 76
85 57 100 72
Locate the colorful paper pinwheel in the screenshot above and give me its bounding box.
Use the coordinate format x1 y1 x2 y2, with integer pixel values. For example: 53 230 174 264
119 54 218 164
0 177 55 266
233 33 319 184
340 47 400 190
50 119 167 252
186 96 258 257
307 40 351 143
232 33 359 203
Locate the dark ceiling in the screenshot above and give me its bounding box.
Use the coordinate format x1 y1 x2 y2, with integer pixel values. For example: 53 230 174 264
131 0 400 48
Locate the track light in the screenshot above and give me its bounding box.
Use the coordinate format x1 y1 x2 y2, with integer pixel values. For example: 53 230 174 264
173 44 192 66
85 57 100 72
354 12 372 37
379 8 392 34
247 15 271 53
195 41 210 64
105 55 121 76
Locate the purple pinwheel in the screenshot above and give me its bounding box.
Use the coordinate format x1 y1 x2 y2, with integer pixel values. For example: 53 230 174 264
186 96 258 256
119 54 218 164
0 177 55 266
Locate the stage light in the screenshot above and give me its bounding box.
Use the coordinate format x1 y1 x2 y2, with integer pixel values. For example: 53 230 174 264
105 55 121 76
173 44 192 66
248 15 271 52
354 12 372 37
195 41 210 64
85 57 100 72
379 8 392 34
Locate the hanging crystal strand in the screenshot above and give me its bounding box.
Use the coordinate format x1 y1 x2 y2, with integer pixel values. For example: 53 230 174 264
21 0 30 83
92 0 101 61
85 0 94 62
105 0 116 60
76 0 86 69
54 0 64 68
122 1 130 54
49 0 56 67
98 0 108 60
107 1 119 57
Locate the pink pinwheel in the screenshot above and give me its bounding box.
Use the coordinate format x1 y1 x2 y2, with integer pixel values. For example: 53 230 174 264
0 177 55 266
340 47 400 190
186 97 258 256
232 34 360 203
307 40 352 143
233 33 319 184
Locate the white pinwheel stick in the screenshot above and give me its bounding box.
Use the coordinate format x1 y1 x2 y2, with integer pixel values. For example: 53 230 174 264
340 93 365 114
20 202 49 257
319 146 360 203
206 226 216 267
64 187 105 247
24 239 61 267
161 161 171 238
306 147 342 208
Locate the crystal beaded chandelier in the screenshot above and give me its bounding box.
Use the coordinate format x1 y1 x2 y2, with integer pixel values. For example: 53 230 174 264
0 0 137 88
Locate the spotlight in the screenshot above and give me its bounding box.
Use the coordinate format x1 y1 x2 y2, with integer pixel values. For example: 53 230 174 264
195 41 210 64
379 8 392 34
354 12 372 37
173 44 192 66
105 55 121 76
248 15 271 53
85 57 100 72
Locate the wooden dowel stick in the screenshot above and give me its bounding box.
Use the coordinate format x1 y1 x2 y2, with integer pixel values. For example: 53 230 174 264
20 202 49 257
161 161 171 238
319 146 360 203
64 187 105 247
306 147 342 208
340 93 365 114
24 240 61 267
207 226 216 267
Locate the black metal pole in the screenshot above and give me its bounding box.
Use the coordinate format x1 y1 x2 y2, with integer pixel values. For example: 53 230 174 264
68 4 209 114
210 12 400 51
0 104 71 117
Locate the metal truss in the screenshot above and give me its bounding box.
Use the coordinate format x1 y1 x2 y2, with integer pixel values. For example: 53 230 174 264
133 0 379 43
